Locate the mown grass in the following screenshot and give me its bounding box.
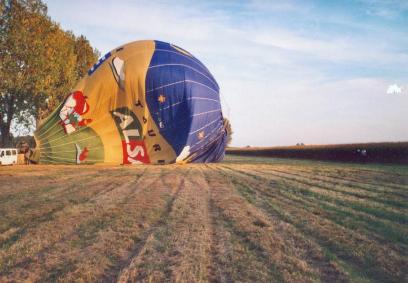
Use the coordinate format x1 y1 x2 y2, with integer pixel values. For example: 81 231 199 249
220 157 407 282
233 167 408 246
0 158 407 282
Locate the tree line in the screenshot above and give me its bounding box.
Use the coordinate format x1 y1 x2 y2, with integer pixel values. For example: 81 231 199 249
0 0 99 147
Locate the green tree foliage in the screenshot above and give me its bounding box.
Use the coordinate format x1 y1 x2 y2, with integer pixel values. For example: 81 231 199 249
74 35 100 79
0 0 98 146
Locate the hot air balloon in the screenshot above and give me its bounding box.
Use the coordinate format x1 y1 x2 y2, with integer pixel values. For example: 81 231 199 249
34 40 227 165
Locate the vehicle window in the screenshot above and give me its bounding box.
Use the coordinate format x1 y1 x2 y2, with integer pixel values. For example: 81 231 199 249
0 151 3 157
6 150 11 156
12 150 17 155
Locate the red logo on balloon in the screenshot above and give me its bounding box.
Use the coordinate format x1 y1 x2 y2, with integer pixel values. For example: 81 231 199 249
121 141 150 164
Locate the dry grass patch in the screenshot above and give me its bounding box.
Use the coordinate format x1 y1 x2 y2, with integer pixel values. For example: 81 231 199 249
0 156 407 282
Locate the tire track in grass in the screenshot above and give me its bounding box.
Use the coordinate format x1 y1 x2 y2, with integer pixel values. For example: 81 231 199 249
116 165 281 283
0 176 145 280
206 184 234 283
204 165 329 283
0 167 153 281
227 165 407 226
219 166 375 282
294 166 408 192
0 166 106 197
0 175 139 255
234 163 407 200
221 165 406 283
108 168 187 282
263 165 408 200
334 166 408 183
214 165 351 283
115 167 193 282
38 167 171 282
0 167 138 221
304 165 408 189
163 167 212 283
0 173 133 234
0 169 146 253
194 166 273 283
202 165 286 283
223 165 408 250
264 168 407 209
264 169 408 226
253 168 408 236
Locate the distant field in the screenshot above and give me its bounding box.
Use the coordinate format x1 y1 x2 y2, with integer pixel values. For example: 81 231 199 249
0 156 407 282
227 142 408 164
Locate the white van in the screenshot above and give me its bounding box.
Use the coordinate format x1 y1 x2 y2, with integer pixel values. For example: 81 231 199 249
0 148 18 165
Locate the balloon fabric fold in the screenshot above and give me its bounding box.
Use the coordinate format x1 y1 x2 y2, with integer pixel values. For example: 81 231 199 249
34 40 227 164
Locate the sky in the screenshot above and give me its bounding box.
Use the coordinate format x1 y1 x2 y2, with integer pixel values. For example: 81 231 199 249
44 0 408 147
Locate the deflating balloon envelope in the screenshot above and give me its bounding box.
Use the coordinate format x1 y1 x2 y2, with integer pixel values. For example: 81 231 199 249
34 40 227 164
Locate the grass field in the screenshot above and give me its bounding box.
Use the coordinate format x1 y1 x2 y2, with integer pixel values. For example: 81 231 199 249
0 155 407 282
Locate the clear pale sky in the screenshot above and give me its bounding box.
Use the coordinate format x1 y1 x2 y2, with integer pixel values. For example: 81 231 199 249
44 0 408 147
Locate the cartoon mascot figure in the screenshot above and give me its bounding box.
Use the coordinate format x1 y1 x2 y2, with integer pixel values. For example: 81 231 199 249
59 90 92 134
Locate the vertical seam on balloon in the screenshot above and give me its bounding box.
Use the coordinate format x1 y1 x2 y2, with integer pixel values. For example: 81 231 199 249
159 101 184 111
188 118 221 135
157 97 220 112
190 108 222 117
146 80 218 95
188 97 221 103
154 48 212 76
148 64 218 89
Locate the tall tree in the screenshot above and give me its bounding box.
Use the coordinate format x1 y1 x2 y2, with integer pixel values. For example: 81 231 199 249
74 35 100 79
0 0 98 146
